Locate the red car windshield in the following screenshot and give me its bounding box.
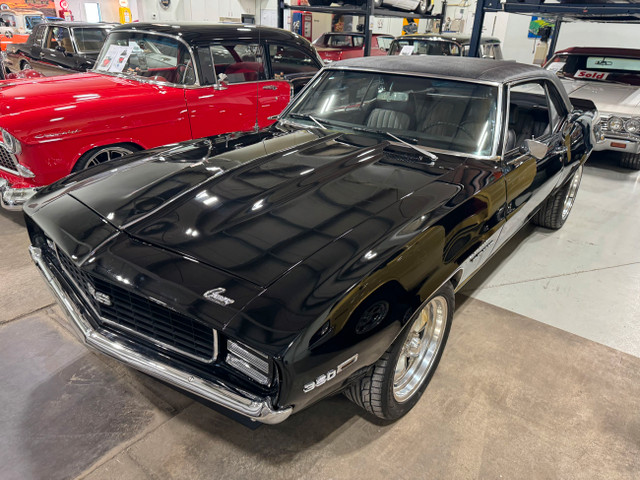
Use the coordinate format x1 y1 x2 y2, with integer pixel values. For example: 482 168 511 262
547 54 640 86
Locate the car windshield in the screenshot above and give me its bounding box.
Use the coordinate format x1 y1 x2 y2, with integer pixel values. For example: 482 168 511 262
94 32 195 85
389 39 461 56
546 54 640 86
74 27 110 52
283 70 498 157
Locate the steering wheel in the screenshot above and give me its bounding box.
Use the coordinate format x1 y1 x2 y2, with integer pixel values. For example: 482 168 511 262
422 122 475 141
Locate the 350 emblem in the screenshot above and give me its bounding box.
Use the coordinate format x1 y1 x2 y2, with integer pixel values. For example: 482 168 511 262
303 354 358 393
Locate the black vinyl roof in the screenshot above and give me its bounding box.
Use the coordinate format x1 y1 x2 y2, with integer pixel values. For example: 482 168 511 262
110 22 312 49
331 56 554 84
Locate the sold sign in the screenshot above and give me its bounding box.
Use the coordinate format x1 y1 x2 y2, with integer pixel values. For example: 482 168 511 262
575 70 609 81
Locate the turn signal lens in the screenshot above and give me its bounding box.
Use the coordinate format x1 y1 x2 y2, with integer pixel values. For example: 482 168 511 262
625 118 640 134
226 340 271 386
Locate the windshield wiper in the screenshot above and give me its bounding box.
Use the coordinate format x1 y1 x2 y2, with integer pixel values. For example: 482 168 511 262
288 113 328 130
352 126 438 161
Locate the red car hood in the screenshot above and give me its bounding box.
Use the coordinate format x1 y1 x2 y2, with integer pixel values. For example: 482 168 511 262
0 72 180 144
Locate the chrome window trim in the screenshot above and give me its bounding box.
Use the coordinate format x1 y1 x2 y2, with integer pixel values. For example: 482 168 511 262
91 29 200 86
51 243 218 364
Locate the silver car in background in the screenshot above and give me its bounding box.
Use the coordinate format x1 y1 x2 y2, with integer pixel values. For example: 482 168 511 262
546 47 640 169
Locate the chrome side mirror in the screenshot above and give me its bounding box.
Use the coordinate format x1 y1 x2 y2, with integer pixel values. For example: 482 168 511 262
214 80 228 91
521 138 548 160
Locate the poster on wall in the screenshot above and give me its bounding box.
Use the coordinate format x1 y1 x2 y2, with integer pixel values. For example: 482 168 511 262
0 1 56 16
528 16 555 38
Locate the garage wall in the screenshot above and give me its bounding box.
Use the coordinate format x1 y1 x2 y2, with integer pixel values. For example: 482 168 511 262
61 0 139 23
488 11 640 64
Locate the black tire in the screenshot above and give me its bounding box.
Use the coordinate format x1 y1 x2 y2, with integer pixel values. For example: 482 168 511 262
374 0 383 7
532 164 583 230
345 283 454 420
72 144 138 172
20 60 31 70
620 153 640 170
414 0 430 14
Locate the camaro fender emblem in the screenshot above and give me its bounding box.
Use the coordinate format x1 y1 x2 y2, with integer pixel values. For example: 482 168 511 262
303 354 358 393
203 287 235 306
86 282 112 306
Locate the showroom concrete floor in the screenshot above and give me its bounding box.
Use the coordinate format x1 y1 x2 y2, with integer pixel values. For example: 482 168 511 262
1 151 639 480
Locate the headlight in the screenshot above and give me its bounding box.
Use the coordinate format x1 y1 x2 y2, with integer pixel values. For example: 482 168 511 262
625 117 640 135
608 116 624 132
226 340 271 386
1 128 21 154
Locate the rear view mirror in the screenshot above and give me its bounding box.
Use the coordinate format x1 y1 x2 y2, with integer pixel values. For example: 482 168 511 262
521 138 548 160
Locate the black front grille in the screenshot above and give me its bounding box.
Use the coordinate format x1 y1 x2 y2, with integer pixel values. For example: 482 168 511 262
53 248 216 363
0 146 18 173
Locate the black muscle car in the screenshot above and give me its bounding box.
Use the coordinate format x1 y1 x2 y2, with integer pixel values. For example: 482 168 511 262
24 57 596 424
5 22 114 76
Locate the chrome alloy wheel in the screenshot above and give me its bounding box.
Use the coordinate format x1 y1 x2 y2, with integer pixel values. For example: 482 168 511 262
393 295 447 402
561 165 583 221
83 146 135 169
418 0 428 10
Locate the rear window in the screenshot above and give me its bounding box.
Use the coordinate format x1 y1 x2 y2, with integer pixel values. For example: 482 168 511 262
546 53 640 86
74 28 109 52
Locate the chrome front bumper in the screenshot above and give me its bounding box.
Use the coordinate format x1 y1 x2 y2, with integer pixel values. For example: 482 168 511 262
0 178 40 210
29 246 293 425
594 133 640 154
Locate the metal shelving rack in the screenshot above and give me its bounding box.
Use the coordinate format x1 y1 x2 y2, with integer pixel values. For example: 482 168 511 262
277 1 445 56
467 0 640 60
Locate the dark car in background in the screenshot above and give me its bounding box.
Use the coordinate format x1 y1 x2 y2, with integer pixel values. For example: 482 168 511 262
313 32 393 63
25 56 595 424
5 22 114 76
389 33 503 59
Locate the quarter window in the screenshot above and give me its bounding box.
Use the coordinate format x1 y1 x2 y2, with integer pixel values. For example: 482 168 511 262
210 43 265 84
506 82 552 152
33 25 46 46
268 44 320 78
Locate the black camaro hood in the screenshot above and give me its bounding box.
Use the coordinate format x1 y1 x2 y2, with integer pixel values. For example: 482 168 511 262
33 130 459 289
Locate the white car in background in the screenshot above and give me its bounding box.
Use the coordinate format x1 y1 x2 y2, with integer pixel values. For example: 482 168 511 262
545 46 640 169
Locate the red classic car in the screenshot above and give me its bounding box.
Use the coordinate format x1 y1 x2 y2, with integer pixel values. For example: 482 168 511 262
312 32 393 63
0 23 323 209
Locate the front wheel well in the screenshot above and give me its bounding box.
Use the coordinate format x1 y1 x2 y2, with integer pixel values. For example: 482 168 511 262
72 142 143 172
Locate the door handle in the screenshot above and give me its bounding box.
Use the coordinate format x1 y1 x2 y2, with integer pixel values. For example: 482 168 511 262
262 85 277 90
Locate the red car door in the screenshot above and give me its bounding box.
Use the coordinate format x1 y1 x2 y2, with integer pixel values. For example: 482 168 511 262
256 80 291 128
184 82 258 139
185 43 272 139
